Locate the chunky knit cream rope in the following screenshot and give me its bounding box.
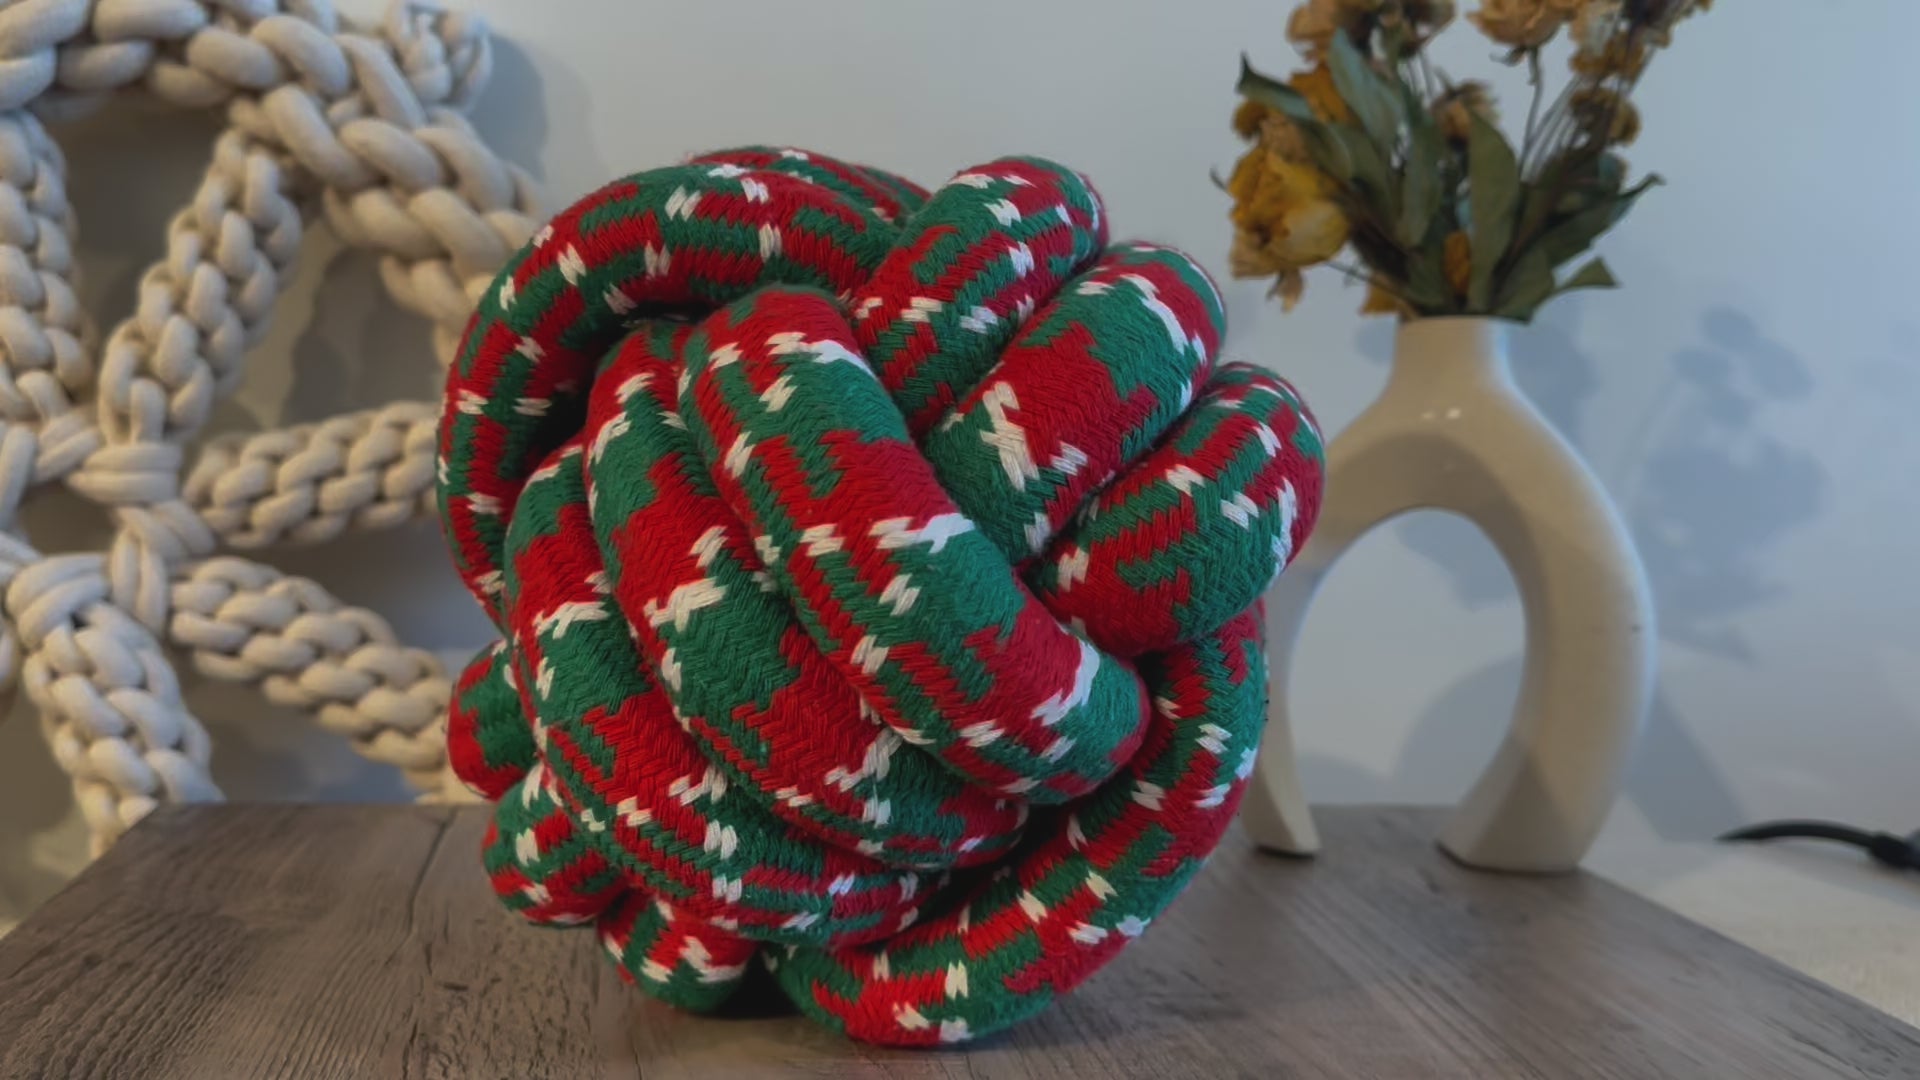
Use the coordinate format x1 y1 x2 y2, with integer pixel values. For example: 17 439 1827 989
0 0 538 854
184 400 437 546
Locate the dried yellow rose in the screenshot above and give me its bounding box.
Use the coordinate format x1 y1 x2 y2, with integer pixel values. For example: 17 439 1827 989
1435 81 1498 144
1570 0 1621 51
1265 121 1314 163
1287 0 1380 60
1232 99 1270 139
1228 152 1351 263
1569 1 1647 76
1467 0 1568 50
1233 98 1312 162
1226 149 1351 309
1269 195 1352 267
1290 64 1354 124
1231 63 1350 162
1273 269 1309 310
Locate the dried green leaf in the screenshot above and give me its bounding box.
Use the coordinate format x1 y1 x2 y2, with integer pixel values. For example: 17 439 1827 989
1403 254 1451 313
1467 112 1520 311
1551 151 1628 215
1537 174 1661 266
1596 154 1628 196
1399 107 1442 249
1611 173 1662 221
1496 246 1555 321
1327 33 1402 155
1347 229 1405 281
1238 55 1320 126
1516 178 1556 250
1331 125 1392 207
1555 257 1619 295
1301 123 1355 182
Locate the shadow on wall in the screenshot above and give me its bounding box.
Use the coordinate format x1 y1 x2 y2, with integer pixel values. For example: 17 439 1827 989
1298 299 1829 844
478 33 610 202
277 240 436 428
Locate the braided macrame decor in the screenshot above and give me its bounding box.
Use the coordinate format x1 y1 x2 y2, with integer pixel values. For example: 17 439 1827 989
0 0 539 855
439 148 1327 1045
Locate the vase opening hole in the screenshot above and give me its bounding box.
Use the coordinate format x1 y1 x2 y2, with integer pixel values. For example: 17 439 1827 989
1276 510 1525 807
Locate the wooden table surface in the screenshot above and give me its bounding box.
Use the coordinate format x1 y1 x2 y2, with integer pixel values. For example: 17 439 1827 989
2 806 1915 1079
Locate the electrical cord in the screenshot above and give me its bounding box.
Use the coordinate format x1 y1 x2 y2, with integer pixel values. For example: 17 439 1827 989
1719 820 1920 872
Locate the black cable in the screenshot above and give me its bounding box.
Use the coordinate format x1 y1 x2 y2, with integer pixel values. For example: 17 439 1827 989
1719 819 1920 872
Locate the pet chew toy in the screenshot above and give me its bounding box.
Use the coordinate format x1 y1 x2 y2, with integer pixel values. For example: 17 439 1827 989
439 147 1323 1045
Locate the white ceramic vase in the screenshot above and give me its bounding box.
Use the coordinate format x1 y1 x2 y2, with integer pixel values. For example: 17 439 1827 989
1241 317 1654 873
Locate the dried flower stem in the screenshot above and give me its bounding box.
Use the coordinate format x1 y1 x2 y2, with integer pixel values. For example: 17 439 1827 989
1524 79 1583 177
1415 47 1440 104
1522 48 1545 158
1327 260 1388 287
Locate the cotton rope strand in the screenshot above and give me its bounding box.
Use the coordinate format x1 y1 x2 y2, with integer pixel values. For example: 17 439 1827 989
439 148 1325 1045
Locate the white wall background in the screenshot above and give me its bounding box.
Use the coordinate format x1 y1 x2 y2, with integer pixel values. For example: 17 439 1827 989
3 0 1916 931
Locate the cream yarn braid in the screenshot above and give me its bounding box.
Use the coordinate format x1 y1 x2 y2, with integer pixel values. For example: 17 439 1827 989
0 0 539 854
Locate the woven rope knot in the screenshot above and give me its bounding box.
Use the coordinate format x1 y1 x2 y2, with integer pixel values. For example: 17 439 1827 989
438 148 1325 1046
379 1 487 109
0 0 536 854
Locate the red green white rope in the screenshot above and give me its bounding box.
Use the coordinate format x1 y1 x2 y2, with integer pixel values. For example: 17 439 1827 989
438 147 1325 1045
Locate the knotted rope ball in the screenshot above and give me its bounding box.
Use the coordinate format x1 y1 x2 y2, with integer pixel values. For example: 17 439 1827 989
439 147 1325 1045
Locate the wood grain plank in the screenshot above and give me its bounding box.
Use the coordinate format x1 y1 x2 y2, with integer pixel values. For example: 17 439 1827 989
2 806 1915 1079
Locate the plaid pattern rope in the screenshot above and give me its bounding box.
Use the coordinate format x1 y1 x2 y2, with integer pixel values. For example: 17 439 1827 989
437 147 1326 1046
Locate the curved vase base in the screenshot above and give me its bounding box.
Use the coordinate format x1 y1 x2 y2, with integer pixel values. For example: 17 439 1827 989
1238 735 1319 857
1243 319 1654 876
